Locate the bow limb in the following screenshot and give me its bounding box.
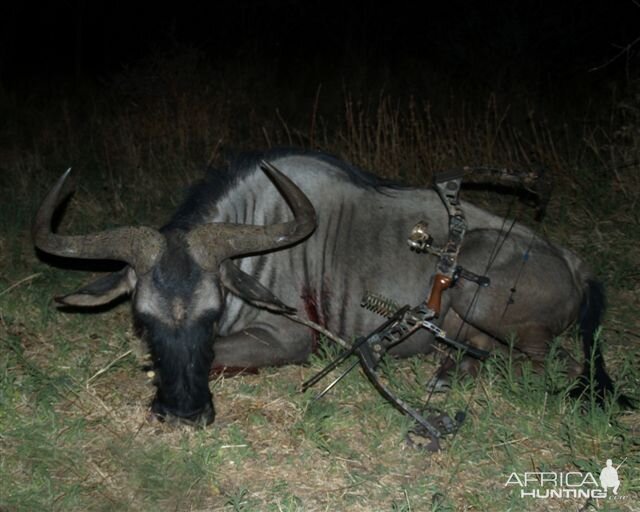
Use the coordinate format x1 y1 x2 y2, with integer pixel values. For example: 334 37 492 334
357 341 443 446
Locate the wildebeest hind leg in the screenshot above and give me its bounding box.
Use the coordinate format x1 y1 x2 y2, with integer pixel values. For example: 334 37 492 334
507 323 583 379
428 311 496 391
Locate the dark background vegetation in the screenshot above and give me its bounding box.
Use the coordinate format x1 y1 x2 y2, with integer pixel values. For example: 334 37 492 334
2 1 639 103
2 0 639 184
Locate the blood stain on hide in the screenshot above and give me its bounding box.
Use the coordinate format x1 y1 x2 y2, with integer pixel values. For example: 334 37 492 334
301 285 331 353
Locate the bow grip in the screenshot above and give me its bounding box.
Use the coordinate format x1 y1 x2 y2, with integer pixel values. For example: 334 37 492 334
426 273 453 316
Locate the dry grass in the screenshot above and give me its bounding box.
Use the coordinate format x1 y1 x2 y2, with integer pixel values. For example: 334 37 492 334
1 52 639 511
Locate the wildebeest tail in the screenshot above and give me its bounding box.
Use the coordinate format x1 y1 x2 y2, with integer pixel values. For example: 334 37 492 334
574 279 633 408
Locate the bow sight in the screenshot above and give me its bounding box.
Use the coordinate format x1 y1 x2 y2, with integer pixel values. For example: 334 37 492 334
296 165 548 451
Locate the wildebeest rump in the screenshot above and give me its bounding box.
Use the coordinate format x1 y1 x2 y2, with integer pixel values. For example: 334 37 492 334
33 149 626 425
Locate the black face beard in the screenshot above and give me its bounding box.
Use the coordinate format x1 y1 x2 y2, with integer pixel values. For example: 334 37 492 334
137 310 220 424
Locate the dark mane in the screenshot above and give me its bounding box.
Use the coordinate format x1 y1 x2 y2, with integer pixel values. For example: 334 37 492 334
228 148 410 191
163 148 410 231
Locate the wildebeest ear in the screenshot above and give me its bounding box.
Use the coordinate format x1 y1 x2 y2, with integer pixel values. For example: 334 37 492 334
220 260 296 314
55 267 137 307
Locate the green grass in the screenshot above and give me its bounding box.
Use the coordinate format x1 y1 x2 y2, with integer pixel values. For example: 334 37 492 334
1 54 639 510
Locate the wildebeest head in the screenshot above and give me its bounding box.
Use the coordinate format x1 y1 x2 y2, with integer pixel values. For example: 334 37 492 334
33 162 316 426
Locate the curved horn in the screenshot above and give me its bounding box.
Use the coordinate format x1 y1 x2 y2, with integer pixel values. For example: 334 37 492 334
187 160 317 270
32 169 165 273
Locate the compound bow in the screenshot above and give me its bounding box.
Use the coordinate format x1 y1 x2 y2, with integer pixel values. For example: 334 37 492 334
288 165 549 451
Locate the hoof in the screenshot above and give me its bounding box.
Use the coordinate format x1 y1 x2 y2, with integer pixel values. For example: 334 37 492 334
425 375 451 393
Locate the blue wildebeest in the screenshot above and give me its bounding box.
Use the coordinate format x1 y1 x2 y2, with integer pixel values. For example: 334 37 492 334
33 149 625 425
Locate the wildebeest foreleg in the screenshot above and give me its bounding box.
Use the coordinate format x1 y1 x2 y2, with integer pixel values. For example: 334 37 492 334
212 323 312 370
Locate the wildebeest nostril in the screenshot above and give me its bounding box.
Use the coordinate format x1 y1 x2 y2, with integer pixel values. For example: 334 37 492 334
150 399 215 427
